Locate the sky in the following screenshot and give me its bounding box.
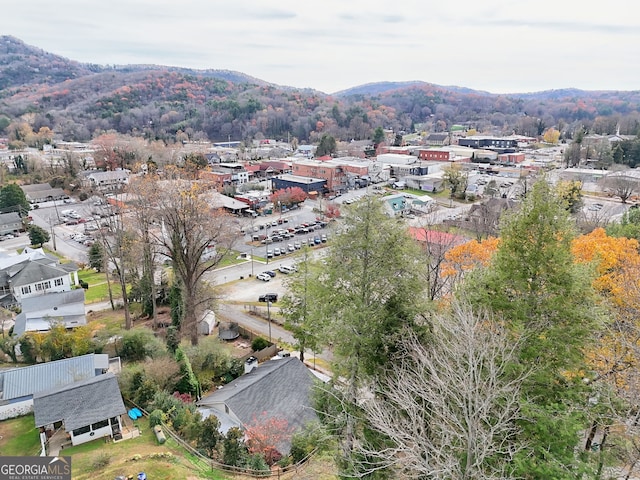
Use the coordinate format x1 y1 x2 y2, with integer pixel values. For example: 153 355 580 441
4 0 640 95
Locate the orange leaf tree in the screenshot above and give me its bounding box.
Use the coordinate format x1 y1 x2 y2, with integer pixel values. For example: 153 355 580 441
572 228 640 462
442 237 500 285
244 412 293 466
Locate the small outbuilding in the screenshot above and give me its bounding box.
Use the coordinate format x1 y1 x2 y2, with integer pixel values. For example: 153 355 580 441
198 309 217 335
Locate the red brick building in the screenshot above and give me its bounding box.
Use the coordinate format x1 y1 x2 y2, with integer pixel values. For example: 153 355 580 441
497 152 526 164
291 159 347 192
418 149 452 161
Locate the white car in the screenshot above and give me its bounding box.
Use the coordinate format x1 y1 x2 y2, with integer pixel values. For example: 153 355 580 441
278 265 297 274
256 272 272 281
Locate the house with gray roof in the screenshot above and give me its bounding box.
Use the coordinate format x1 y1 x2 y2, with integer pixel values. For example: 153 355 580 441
0 247 79 308
20 183 68 204
83 170 130 192
196 357 318 454
0 353 109 420
0 212 23 235
13 289 86 337
33 372 126 451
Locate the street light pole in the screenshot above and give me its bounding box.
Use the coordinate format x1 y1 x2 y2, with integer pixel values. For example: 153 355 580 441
265 224 270 265
251 248 254 277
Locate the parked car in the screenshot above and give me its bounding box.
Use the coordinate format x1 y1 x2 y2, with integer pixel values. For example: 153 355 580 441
258 293 278 302
321 234 327 243
264 270 277 277
287 244 295 252
256 272 272 281
266 249 274 258
273 247 281 256
278 265 297 274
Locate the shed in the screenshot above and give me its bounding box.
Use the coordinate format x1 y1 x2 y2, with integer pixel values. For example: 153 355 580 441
198 309 216 335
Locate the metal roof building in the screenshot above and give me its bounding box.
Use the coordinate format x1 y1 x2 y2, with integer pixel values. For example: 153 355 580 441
0 353 108 402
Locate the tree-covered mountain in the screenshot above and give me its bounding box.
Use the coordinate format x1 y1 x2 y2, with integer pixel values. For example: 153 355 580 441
2 35 640 145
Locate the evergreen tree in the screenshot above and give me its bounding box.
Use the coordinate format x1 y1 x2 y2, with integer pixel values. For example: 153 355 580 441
28 224 49 247
465 178 600 479
0 183 29 215
316 134 336 156
88 242 105 271
305 197 425 474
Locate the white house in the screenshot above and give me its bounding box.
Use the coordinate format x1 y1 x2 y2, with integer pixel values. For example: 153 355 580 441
33 372 127 451
84 170 130 192
13 289 86 337
0 248 79 307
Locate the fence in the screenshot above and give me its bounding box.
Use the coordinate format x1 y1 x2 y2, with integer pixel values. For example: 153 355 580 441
126 400 318 478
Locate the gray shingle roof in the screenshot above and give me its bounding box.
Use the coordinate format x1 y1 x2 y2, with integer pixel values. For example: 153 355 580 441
197 357 318 436
0 353 108 401
33 372 126 430
9 260 69 287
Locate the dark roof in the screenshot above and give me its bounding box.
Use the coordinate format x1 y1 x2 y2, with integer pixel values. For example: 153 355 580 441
197 357 318 436
33 372 126 430
427 133 449 140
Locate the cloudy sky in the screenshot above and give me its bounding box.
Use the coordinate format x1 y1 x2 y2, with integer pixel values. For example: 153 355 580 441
5 0 639 94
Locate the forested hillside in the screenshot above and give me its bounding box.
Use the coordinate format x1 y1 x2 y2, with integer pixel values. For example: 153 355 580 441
2 35 640 145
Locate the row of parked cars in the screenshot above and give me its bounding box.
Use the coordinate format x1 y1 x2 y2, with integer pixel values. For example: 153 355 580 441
253 220 328 244
265 234 328 258
70 232 94 247
256 265 298 282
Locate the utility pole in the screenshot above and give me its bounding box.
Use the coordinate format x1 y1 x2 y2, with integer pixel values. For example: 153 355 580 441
49 216 57 251
267 300 272 344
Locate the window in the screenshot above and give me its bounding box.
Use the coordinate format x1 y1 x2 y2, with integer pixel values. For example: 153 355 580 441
21 285 31 295
35 281 51 291
54 278 64 287
72 425 91 436
92 419 109 430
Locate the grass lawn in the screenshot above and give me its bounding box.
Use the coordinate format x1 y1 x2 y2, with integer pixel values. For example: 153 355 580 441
0 414 41 456
77 269 123 303
58 418 230 480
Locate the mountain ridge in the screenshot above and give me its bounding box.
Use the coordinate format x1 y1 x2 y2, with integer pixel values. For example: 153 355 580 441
2 35 640 145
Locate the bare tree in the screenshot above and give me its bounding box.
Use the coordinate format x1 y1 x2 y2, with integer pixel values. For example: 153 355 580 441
127 175 160 326
95 203 136 329
602 174 638 204
413 219 463 300
356 303 526 479
153 177 237 345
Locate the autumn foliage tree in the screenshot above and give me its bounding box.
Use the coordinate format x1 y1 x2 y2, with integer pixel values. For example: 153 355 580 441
543 127 561 144
442 237 500 287
324 202 341 219
572 227 640 472
244 413 293 466
270 187 307 208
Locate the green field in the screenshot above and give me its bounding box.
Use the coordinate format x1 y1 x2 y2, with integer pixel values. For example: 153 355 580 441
0 416 229 480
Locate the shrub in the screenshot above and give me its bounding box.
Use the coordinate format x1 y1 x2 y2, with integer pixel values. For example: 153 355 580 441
245 453 270 476
79 279 89 289
289 421 329 463
148 409 166 427
91 452 111 470
118 329 166 362
251 337 269 351
223 427 248 467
